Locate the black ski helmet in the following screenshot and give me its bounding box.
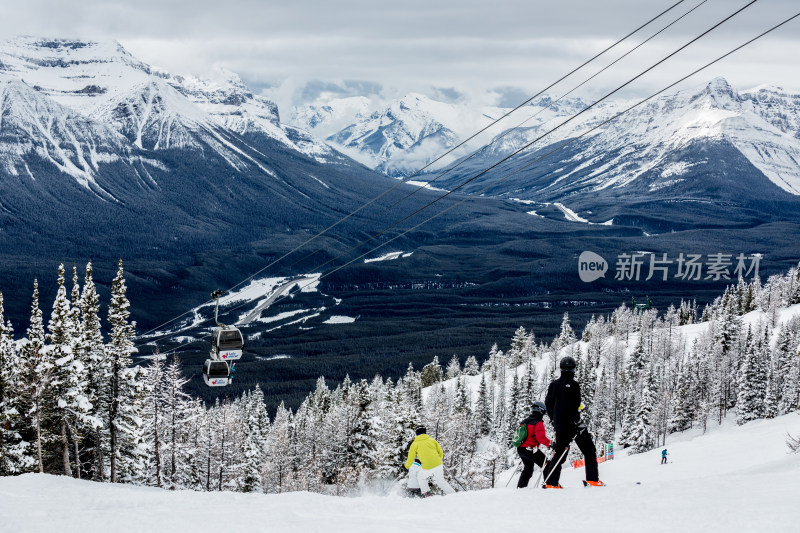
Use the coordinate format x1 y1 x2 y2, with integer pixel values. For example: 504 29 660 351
560 356 577 371
531 401 546 415
416 426 427 436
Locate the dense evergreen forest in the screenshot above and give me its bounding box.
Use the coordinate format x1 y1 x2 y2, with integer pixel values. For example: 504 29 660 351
1 261 798 493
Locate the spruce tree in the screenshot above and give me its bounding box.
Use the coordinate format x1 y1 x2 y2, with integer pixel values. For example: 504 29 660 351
475 373 491 436
420 356 443 387
736 327 768 425
0 293 33 474
463 356 480 376
669 360 695 433
445 354 461 380
557 313 577 350
628 367 657 453
508 326 528 366
18 280 49 473
105 260 141 482
79 262 108 481
46 263 83 476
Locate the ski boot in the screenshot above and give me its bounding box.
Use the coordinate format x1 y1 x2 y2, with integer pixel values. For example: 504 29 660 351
422 491 432 498
582 480 606 487
542 484 563 489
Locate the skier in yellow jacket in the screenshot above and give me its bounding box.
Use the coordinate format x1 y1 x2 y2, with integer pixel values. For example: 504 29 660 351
404 426 455 496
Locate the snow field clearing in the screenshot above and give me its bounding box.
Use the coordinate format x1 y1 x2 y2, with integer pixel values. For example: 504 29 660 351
323 315 357 324
2 413 798 533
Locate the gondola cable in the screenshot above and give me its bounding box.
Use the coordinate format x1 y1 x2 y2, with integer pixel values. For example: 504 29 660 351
136 0 690 341
157 0 794 364
148 0 757 353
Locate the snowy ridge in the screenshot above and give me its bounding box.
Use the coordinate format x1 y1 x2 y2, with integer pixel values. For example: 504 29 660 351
294 93 505 177
0 37 339 189
482 78 800 198
0 74 131 196
299 78 800 199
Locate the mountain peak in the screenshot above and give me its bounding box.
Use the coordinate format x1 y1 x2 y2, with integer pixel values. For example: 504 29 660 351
0 36 145 71
702 76 737 100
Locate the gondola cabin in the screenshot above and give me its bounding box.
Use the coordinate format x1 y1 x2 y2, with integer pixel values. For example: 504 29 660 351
203 360 231 387
211 327 244 361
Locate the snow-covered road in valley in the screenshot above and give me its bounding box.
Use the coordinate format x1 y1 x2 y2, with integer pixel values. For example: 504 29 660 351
1 413 798 533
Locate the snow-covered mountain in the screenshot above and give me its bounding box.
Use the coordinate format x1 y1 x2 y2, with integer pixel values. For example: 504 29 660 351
0 36 344 193
407 78 800 231
0 37 449 329
292 93 513 177
478 77 800 197
293 78 800 225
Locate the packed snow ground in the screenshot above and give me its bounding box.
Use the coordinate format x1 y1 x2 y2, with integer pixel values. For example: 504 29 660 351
1 413 798 533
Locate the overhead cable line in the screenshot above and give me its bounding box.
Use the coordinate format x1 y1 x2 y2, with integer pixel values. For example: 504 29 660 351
275 0 710 277
136 0 689 340
227 0 757 303
149 0 787 355
280 5 798 300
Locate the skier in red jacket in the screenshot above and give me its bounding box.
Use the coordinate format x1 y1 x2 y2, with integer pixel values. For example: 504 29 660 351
516 401 551 488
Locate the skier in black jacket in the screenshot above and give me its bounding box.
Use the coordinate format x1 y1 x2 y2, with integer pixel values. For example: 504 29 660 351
542 355 604 488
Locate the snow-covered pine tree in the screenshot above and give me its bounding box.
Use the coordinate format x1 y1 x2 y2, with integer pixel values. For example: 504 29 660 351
424 383 449 440
763 361 780 419
246 385 270 460
67 264 90 479
398 364 420 410
17 280 53 473
445 354 461 379
78 262 109 481
420 356 443 387
45 263 87 477
143 356 166 487
508 373 524 427
736 327 768 425
592 367 615 446
475 373 491 437
347 379 379 478
161 357 192 489
556 312 577 350
773 317 800 415
0 293 33 474
237 426 263 493
463 355 480 376
519 358 539 415
105 260 143 483
490 367 508 446
377 380 418 481
669 357 695 433
627 366 657 453
508 326 528 366
441 377 475 488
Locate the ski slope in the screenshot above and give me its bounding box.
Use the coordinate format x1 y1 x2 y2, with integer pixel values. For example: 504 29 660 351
1 413 798 533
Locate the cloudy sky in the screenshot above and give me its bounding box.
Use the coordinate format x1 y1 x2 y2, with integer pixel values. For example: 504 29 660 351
2 0 798 113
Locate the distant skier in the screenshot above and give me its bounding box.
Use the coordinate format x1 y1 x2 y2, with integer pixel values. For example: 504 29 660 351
404 426 455 496
514 401 551 488
661 449 668 464
542 356 605 488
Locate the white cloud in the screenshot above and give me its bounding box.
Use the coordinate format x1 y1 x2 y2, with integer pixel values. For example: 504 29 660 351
3 0 798 110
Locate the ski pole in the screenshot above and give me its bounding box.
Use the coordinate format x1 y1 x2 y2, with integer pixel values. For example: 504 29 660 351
532 448 551 488
505 460 522 488
541 446 570 487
